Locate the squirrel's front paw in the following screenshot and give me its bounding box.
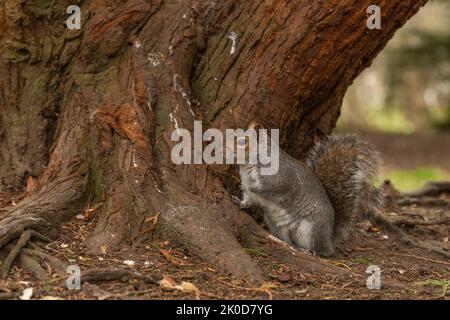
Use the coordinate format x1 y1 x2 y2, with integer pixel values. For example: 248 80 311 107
232 195 248 209
232 195 242 206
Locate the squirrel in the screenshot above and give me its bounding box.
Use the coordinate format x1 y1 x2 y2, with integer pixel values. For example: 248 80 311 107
231 122 382 257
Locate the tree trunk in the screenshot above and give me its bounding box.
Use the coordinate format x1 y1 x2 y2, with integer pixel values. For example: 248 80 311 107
0 0 427 280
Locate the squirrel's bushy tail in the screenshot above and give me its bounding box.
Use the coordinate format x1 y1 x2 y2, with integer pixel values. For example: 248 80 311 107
305 134 383 241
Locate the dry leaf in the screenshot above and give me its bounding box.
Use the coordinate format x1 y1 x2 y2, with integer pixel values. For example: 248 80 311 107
145 213 160 225
159 275 177 291
160 249 190 266
26 176 37 193
159 275 199 299
180 281 200 299
82 202 104 221
369 226 381 233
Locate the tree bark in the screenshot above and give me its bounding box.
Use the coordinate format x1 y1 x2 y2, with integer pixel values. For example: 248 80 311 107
0 0 428 280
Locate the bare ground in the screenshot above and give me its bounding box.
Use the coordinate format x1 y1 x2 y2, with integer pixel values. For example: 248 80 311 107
0 133 449 300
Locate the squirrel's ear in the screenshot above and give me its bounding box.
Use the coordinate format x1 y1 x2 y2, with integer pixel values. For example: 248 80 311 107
248 121 264 131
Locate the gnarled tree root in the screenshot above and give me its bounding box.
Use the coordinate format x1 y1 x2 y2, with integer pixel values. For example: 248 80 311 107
1 240 68 280
404 182 450 197
369 211 450 260
0 217 68 279
393 216 450 227
0 230 33 277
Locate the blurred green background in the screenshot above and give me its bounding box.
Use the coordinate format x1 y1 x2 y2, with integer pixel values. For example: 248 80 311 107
338 0 450 192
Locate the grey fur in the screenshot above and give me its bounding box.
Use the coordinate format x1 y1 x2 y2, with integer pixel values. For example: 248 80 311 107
237 147 335 256
236 134 382 257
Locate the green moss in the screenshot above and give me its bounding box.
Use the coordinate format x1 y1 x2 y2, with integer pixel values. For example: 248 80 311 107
245 248 268 258
420 279 450 298
349 257 374 265
86 140 104 201
34 0 51 9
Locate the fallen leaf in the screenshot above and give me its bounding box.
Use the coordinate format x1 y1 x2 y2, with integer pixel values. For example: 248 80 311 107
159 275 177 291
145 212 160 225
100 245 108 255
82 202 104 220
159 275 199 299
369 226 381 233
160 249 190 266
179 281 200 299
26 176 37 193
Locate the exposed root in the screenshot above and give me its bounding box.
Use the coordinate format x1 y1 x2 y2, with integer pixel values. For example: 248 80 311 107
403 182 450 197
0 216 49 249
393 216 450 227
0 228 60 278
83 268 160 284
242 227 355 279
0 229 68 280
369 211 450 260
17 252 49 280
396 197 449 207
57 268 160 288
0 292 17 300
0 230 32 277
22 246 68 273
160 205 266 281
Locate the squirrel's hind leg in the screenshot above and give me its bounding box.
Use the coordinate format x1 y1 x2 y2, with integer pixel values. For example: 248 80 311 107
290 220 335 257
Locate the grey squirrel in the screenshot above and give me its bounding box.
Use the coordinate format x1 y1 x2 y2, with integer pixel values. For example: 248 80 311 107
232 122 382 257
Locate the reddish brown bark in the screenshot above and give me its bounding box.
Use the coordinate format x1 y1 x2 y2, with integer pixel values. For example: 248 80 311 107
0 0 428 279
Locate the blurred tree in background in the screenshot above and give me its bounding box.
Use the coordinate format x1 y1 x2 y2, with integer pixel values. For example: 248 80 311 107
340 0 450 133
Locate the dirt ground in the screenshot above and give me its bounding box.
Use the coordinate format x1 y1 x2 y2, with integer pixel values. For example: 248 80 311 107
0 133 449 300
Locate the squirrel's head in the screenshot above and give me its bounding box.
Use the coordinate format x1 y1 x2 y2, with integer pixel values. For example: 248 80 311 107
225 121 264 164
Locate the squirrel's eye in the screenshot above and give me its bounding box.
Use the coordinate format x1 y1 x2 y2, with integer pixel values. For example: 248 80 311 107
237 138 246 147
